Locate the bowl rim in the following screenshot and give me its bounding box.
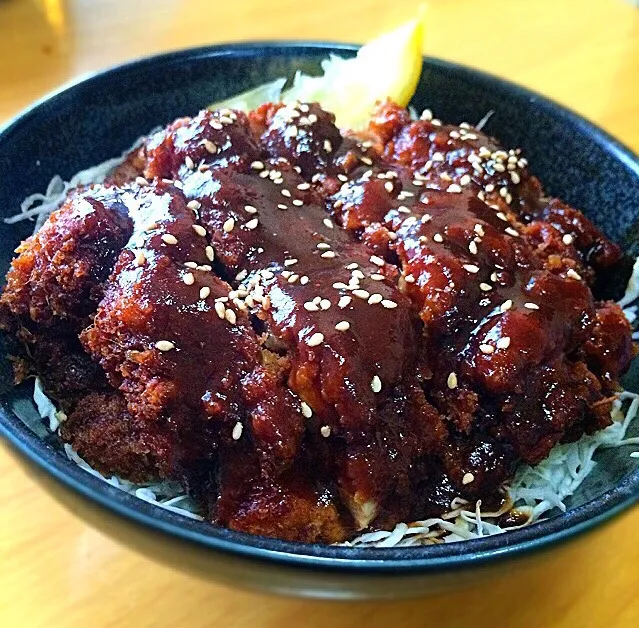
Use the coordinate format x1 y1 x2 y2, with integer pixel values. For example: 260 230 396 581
1 41 638 576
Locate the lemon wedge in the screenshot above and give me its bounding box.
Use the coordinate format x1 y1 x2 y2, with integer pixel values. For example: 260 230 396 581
209 11 425 130
283 14 425 129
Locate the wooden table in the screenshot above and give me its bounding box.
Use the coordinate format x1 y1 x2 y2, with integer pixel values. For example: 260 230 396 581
1 0 638 625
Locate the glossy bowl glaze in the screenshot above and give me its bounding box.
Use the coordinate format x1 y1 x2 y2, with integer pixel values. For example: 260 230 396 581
1 43 638 600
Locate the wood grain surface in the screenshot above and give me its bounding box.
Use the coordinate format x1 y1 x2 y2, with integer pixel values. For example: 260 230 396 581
1 1 638 626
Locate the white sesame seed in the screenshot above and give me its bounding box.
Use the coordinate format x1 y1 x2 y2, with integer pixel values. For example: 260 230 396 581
370 255 385 267
346 263 359 270
324 139 333 152
187 200 202 210
317 242 331 249
284 258 298 267
447 372 458 389
479 283 492 291
155 340 175 352
259 170 270 178
292 199 304 207
185 156 195 170
404 274 416 283
193 224 207 237
353 289 370 300
524 302 540 310
333 282 348 289
496 337 511 350
463 264 480 274
135 176 149 186
242 217 258 231
232 422 243 440
462 472 475 485
460 174 472 186
384 181 394 193
567 269 582 281
496 212 508 222
335 320 350 331
161 233 178 245
281 189 292 198
505 227 519 237
500 299 513 312
184 261 197 269
288 274 299 284
433 233 444 243
277 203 288 210
370 274 385 281
183 272 195 286
225 308 237 324
307 332 324 347
300 276 309 285
205 246 215 262
244 205 258 214
203 139 218 154
323 218 334 229
304 302 319 312
319 299 331 310
368 293 383 305
469 241 478 255
352 270 365 279
562 234 574 245
510 171 521 184
321 251 336 259
134 250 146 266
338 296 352 308
297 182 311 190
381 300 398 309
320 425 331 438
479 344 494 354
371 375 382 393
223 218 235 233
214 302 226 319
251 161 264 170
235 269 248 281
447 184 462 193
474 224 485 237
490 271 499 282
300 402 313 418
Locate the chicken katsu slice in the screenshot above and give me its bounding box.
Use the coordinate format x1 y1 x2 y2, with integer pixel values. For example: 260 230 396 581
0 187 135 406
80 181 305 482
60 391 173 482
0 187 133 326
140 108 446 530
363 101 623 274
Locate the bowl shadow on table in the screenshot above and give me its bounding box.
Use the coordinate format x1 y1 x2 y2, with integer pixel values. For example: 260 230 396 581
10 444 615 611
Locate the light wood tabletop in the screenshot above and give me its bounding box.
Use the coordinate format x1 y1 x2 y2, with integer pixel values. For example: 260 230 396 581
1 0 638 626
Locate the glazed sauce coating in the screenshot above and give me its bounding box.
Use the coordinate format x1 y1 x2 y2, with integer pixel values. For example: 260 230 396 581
1 100 634 543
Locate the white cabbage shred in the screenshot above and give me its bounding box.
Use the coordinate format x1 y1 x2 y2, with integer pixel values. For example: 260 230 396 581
10 110 639 547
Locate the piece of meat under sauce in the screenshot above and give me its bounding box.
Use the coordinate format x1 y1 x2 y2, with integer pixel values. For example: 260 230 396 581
0 188 134 404
142 108 447 531
78 182 328 535
1 99 634 545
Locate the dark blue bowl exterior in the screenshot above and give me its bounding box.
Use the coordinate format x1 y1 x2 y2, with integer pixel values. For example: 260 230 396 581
1 43 638 592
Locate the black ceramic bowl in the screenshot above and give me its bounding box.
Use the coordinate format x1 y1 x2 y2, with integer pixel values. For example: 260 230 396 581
1 43 639 600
